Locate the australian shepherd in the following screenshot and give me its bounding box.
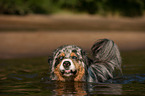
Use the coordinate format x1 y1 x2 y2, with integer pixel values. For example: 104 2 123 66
48 39 122 83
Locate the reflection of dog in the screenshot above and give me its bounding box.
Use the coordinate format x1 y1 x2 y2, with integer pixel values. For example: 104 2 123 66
54 82 87 96
48 39 122 83
51 82 122 95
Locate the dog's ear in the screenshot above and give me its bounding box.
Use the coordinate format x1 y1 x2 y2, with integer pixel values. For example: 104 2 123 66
48 56 52 65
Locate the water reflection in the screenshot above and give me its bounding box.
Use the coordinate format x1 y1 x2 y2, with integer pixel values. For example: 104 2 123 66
54 82 87 95
87 83 122 95
1 73 145 96
43 81 122 95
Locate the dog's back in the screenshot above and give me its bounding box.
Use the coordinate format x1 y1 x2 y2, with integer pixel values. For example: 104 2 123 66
87 39 122 82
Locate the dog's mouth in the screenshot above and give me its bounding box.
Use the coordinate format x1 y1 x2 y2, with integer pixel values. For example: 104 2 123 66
61 70 77 77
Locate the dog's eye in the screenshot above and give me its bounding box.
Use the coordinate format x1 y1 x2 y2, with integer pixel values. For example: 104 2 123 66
72 56 77 60
59 56 64 60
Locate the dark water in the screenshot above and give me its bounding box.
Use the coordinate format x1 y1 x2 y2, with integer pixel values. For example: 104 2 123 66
0 51 145 96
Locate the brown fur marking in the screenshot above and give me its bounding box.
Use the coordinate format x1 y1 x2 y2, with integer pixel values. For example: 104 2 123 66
74 62 85 81
71 52 77 57
54 63 65 81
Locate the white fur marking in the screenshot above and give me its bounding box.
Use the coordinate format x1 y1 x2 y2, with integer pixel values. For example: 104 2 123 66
60 59 75 71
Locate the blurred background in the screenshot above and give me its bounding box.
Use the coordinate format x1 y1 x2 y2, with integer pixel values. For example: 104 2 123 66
0 0 145 58
0 0 145 16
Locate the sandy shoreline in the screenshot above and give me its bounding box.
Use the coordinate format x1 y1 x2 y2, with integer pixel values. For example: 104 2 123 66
0 14 145 59
0 31 145 59
0 14 145 32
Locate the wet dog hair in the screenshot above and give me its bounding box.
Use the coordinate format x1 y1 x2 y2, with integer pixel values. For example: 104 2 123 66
48 39 122 83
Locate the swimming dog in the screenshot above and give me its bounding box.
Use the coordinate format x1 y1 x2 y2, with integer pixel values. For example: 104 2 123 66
48 39 122 82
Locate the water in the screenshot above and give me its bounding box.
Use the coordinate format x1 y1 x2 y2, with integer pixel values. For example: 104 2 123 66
0 51 145 96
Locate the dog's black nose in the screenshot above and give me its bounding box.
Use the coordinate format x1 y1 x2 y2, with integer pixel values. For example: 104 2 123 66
63 61 71 69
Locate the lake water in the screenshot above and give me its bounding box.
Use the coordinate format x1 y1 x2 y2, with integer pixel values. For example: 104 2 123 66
0 51 145 96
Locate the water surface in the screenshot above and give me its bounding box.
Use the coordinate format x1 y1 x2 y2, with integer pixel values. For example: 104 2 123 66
0 51 145 96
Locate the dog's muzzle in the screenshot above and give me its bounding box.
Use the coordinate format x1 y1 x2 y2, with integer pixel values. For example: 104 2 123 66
60 59 77 77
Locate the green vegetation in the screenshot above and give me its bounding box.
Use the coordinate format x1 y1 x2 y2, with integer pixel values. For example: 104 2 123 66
0 0 145 17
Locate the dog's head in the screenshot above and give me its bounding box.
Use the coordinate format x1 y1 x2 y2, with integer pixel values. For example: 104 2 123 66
49 45 88 81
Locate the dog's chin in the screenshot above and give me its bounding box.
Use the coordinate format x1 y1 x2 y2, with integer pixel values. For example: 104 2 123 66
61 70 77 77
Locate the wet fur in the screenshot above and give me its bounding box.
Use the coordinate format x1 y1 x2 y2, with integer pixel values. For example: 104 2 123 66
48 39 122 83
